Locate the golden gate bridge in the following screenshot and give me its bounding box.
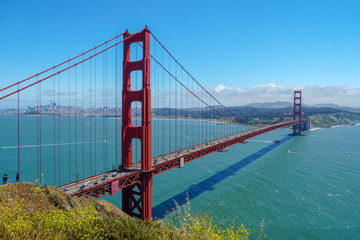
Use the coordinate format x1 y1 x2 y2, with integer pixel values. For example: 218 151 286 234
0 27 308 220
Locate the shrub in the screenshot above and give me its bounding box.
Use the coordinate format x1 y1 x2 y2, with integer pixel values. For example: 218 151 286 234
0 197 105 239
162 195 251 240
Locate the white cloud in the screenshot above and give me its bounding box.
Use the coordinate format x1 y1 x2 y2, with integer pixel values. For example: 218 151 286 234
208 83 360 108
214 84 227 92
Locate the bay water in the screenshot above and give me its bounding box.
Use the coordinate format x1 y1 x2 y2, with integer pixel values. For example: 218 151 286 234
1 116 359 239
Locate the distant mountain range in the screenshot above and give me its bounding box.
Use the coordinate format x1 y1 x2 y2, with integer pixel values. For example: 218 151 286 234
308 103 360 113
242 101 360 113
242 101 290 109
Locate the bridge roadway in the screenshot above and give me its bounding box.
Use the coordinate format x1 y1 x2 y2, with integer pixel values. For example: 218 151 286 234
59 120 298 198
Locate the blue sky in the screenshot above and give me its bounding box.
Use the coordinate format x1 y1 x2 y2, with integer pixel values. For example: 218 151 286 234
1 0 360 106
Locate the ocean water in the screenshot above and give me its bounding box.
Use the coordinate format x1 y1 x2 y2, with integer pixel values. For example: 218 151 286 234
107 125 360 239
1 116 359 239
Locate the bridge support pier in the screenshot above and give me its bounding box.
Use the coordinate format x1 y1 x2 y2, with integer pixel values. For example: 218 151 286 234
121 27 152 221
141 171 153 220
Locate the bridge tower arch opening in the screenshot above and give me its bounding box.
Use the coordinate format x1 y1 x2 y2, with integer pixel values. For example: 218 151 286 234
293 90 302 135
122 27 152 220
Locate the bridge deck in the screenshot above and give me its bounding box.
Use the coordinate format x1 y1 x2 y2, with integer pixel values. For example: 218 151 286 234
59 120 297 198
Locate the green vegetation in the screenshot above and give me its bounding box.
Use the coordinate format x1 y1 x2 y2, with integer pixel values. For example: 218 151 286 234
246 111 360 127
0 183 255 240
0 182 179 240
310 112 360 128
231 106 360 127
0 199 103 239
163 197 254 240
152 106 360 128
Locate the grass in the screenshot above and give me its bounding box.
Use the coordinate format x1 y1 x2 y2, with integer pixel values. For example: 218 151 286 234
0 198 104 239
0 183 259 239
0 186 180 240
310 112 360 128
162 195 254 240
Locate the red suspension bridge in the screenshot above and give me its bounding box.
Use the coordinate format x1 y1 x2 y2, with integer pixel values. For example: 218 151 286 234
0 27 308 220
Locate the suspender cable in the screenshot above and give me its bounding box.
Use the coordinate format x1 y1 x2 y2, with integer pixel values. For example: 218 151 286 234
191 74 194 146
162 48 165 155
193 75 195 145
36 80 39 181
168 55 171 153
175 64 177 151
156 40 160 156
181 69 183 149
82 56 85 179
94 50 97 174
150 32 256 127
58 74 61 185
17 85 20 181
205 89 208 141
199 85 201 142
200 87 202 142
68 62 71 182
105 49 108 170
39 79 42 180
115 43 118 169
154 50 157 154
202 87 204 141
53 69 56 185
90 58 92 175
0 32 126 94
153 39 158 156
1 30 145 101
187 74 189 146
103 51 106 172
149 55 243 130
75 65 78 182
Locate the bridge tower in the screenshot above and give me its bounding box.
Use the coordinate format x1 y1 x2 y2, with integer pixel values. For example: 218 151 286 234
293 90 302 135
122 27 152 220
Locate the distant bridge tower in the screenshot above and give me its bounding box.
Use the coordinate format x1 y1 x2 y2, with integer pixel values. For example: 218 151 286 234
293 90 302 135
122 27 152 220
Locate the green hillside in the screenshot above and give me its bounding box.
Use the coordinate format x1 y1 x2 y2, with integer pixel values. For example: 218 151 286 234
310 112 360 128
0 183 252 240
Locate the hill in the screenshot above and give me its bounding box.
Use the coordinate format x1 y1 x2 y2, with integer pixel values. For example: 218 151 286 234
0 182 181 240
241 101 290 109
310 112 360 128
0 182 251 240
242 102 360 113
229 106 360 127
152 105 360 128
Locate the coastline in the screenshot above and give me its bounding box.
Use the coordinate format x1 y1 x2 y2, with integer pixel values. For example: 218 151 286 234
3 113 360 129
309 123 360 131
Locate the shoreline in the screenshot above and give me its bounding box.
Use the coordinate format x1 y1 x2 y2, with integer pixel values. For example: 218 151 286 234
3 114 360 129
309 123 360 131
0 114 243 125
